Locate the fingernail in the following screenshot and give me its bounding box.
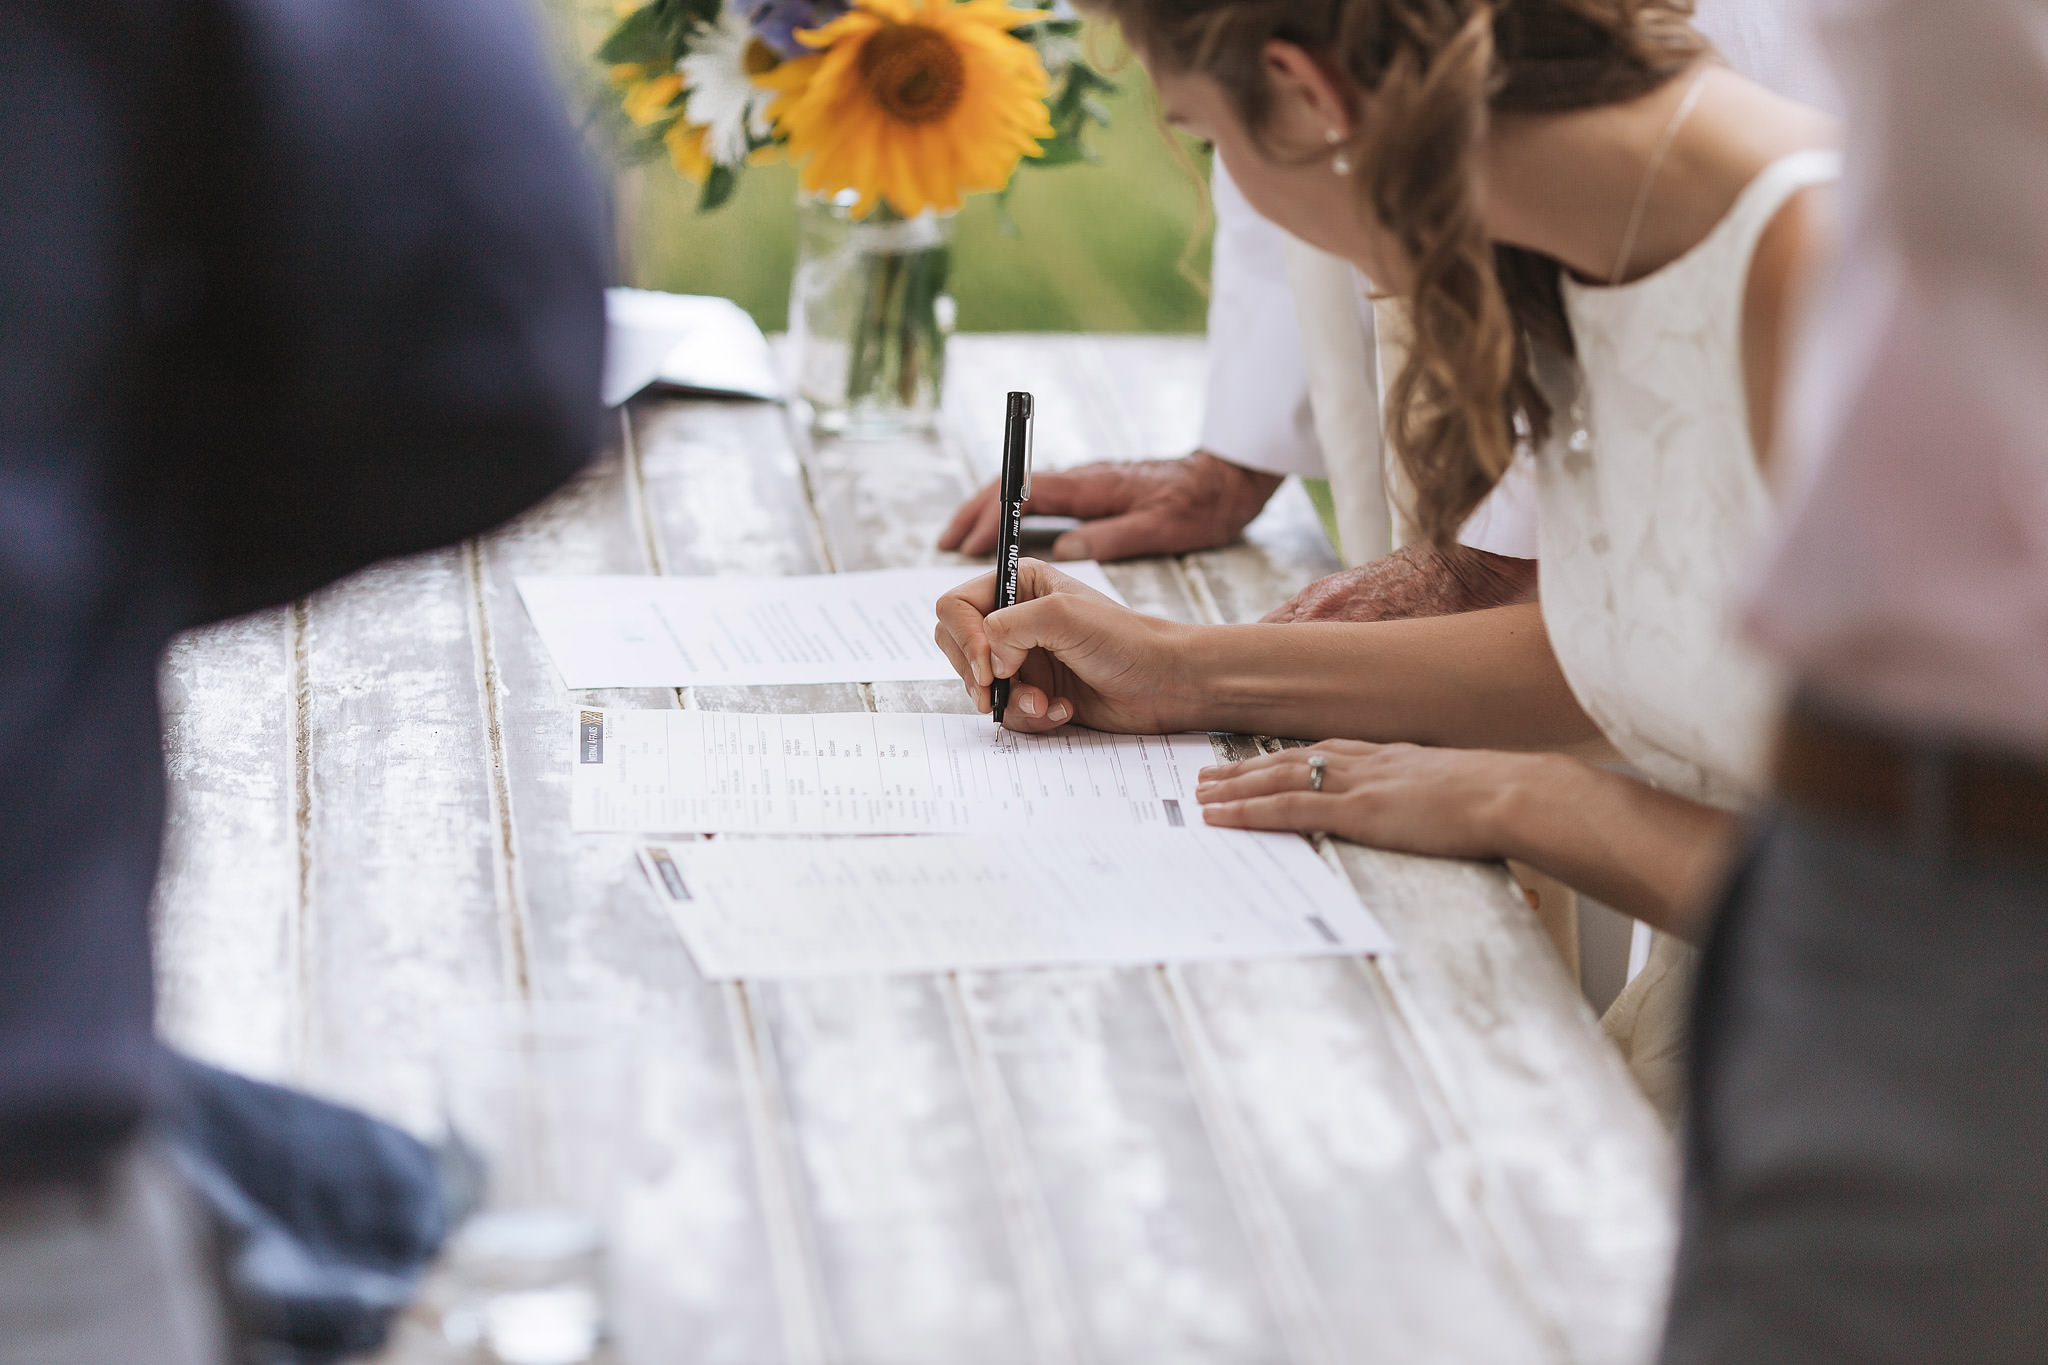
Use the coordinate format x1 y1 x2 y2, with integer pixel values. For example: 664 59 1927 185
1049 701 1070 723
1199 765 1226 779
972 661 988 687
1051 534 1090 562
1020 694 1040 716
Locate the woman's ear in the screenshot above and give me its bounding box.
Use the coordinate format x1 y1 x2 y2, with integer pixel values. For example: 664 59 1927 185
1261 40 1356 154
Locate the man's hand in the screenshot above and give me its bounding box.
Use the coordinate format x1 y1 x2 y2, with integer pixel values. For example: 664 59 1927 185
1263 544 1538 624
938 451 1283 563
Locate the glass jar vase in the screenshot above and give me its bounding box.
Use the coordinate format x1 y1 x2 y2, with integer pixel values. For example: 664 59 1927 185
788 192 955 438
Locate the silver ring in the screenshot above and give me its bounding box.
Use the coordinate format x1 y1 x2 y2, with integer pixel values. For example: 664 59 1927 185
1307 753 1327 792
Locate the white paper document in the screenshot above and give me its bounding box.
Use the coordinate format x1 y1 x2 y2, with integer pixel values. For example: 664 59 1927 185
602 288 783 406
636 830 1394 980
517 563 1122 690
572 708 1217 833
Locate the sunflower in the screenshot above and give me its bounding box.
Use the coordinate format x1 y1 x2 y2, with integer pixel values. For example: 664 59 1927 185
759 0 1054 217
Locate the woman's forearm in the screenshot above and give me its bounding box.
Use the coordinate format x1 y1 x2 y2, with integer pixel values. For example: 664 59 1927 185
1484 753 1743 941
1168 603 1602 751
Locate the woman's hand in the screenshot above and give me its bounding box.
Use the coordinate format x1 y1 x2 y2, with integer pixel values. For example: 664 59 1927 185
1196 739 1533 860
934 558 1195 733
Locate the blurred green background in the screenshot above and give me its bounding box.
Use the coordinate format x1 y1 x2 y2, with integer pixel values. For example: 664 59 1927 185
538 2 1215 335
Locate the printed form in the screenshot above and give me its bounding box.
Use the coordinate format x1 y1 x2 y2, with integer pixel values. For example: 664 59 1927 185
637 830 1394 980
517 562 1122 690
573 708 1217 833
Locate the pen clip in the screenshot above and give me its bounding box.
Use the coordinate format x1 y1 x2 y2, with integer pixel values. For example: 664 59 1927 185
1006 390 1034 502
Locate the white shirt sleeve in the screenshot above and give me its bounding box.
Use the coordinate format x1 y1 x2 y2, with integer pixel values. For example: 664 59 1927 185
1199 162 1328 478
1455 450 1541 558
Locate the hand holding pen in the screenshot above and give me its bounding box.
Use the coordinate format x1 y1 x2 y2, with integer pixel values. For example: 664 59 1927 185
932 557 1188 735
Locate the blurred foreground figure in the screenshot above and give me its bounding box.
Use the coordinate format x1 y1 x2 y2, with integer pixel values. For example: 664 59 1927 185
1663 1 2048 1360
0 0 605 1357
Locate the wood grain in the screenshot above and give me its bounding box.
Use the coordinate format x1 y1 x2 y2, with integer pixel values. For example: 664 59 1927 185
808 359 1298 1364
292 547 511 1134
473 424 798 1364
149 333 1674 1365
635 398 1042 1365
154 608 298 1083
1121 333 1678 1365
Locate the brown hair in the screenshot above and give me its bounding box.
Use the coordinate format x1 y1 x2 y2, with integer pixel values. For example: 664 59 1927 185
1095 0 1705 544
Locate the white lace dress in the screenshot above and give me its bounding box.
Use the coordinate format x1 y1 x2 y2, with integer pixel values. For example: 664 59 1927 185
1535 149 1843 1118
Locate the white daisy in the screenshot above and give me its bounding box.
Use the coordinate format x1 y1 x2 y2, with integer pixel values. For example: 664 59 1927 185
679 7 778 167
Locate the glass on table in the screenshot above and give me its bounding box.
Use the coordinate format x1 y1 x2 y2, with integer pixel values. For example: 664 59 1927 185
431 1003 638 1365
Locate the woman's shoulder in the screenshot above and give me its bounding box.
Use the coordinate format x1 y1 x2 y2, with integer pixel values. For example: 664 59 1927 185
1742 164 1840 467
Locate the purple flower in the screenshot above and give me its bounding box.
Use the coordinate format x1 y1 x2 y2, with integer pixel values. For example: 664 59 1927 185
744 0 851 60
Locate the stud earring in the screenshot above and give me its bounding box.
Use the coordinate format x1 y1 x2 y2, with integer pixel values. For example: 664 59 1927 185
1325 127 1352 176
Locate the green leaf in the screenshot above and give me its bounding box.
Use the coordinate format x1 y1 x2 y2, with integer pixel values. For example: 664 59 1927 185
1012 17 1082 44
698 163 740 212
989 184 1021 238
597 5 671 66
1029 140 1094 168
1029 55 1114 170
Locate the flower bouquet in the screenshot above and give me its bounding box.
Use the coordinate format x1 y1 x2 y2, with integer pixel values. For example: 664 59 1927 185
601 0 1114 432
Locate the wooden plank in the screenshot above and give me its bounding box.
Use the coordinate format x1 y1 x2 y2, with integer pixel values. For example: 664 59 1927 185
153 608 299 1083
1120 338 1678 1365
292 548 512 1134
1342 847 1677 1365
941 334 1109 484
951 969 1287 1362
634 395 1038 1365
1182 476 1342 626
982 336 1557 1358
471 420 800 1365
1163 956 1565 1363
1068 335 1209 463
816 349 1314 1364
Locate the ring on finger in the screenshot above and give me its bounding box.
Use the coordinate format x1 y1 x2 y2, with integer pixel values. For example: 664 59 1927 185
1307 753 1327 792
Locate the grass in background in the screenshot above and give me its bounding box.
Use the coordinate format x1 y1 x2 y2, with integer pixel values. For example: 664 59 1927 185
600 38 1216 334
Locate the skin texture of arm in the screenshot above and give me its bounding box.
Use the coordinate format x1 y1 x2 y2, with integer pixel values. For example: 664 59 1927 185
1262 544 1539 623
933 559 1603 750
938 450 1281 561
1195 743 1739 941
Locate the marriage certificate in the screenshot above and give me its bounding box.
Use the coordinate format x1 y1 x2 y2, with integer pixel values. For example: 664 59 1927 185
572 708 1216 834
637 830 1394 980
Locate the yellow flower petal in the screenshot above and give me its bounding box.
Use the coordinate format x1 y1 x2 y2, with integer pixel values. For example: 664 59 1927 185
664 119 713 181
770 0 1053 216
623 71 684 126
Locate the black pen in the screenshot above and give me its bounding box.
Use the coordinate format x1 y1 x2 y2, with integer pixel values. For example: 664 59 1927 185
990 390 1033 726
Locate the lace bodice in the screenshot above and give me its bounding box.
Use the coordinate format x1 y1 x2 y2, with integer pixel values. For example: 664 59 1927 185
1536 150 1843 809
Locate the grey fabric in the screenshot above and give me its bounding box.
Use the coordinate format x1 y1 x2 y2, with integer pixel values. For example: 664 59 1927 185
0 1142 228 1365
165 1055 455 1363
1663 809 2048 1365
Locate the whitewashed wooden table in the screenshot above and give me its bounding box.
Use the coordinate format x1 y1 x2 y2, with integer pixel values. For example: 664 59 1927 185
153 334 1675 1364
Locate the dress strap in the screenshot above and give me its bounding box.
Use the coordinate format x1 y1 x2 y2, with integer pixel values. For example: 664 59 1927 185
1710 148 1843 282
